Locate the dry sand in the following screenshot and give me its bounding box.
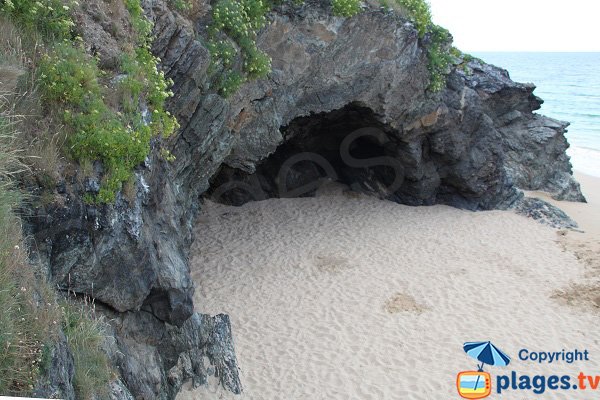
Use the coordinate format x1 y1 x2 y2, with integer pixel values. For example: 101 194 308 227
528 173 600 311
182 176 600 400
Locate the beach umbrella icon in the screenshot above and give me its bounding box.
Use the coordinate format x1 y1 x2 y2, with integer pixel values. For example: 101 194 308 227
463 341 510 394
463 341 511 371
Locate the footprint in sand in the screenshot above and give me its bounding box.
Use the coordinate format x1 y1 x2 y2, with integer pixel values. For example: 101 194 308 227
384 292 428 314
314 254 353 273
551 284 600 310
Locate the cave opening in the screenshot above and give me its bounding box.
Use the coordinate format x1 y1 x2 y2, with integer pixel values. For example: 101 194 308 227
208 103 408 206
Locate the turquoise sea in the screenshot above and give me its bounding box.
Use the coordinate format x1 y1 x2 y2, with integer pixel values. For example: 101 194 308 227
473 52 600 177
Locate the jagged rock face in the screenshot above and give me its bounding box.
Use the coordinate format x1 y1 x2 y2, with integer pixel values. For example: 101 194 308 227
26 0 583 324
35 0 578 328
200 2 583 209
25 2 202 328
466 62 585 202
26 158 195 327
24 0 584 398
102 307 241 400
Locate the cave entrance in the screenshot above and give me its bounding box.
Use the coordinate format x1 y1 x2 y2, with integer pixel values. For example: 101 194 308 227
209 104 408 206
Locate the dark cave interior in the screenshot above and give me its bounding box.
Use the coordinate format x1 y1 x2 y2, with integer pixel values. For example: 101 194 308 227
208 104 408 206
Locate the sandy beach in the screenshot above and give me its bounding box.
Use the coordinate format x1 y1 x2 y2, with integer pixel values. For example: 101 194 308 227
528 173 600 312
182 174 600 400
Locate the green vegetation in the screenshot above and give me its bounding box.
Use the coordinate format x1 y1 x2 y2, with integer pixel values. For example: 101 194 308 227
169 0 192 11
206 0 363 96
1 0 178 203
0 71 111 400
0 115 49 395
207 0 272 96
390 0 452 91
451 46 482 70
207 0 452 96
62 299 113 400
0 0 74 39
0 16 57 394
392 0 430 37
332 0 361 17
0 2 145 397
425 24 452 91
169 0 206 19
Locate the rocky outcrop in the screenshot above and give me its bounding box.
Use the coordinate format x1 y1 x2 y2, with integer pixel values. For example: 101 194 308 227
199 2 583 209
25 1 237 398
515 197 578 229
107 309 241 399
24 0 584 398
468 62 585 202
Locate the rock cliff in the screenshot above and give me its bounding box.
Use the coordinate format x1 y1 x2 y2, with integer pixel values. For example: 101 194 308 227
25 0 584 398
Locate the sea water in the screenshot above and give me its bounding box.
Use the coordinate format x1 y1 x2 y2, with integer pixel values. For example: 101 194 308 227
473 52 600 177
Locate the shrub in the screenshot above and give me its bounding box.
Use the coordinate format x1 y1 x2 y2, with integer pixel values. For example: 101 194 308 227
243 42 271 78
393 0 431 37
37 43 148 204
122 0 179 138
208 0 366 96
207 39 237 68
426 24 452 92
169 0 192 11
0 0 75 40
387 0 452 91
123 0 153 39
332 0 361 17
217 70 246 97
208 0 272 96
211 0 268 40
38 43 102 105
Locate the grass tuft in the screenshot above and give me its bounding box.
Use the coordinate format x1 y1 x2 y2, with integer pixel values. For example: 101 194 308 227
62 297 113 400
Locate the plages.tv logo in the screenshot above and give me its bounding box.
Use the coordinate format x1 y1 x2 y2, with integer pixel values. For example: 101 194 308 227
456 341 511 399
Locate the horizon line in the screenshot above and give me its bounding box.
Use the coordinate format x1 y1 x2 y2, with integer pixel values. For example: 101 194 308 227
465 50 600 53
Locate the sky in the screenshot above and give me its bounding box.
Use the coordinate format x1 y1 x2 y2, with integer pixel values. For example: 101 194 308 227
428 0 600 52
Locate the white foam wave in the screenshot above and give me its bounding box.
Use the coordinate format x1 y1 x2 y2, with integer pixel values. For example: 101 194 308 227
568 146 600 177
